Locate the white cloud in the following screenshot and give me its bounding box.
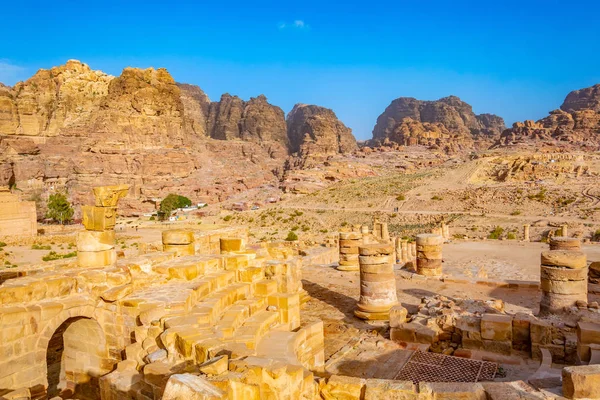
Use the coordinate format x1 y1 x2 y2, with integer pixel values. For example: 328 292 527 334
0 60 29 86
278 20 310 30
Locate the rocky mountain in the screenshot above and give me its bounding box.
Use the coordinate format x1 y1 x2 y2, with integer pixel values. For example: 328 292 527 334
497 84 600 150
287 104 357 156
0 60 357 216
371 96 505 152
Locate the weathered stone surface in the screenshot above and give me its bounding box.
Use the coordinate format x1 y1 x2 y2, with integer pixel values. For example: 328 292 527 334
162 374 226 400
497 84 600 150
287 104 357 155
372 96 505 152
562 365 600 399
541 251 587 269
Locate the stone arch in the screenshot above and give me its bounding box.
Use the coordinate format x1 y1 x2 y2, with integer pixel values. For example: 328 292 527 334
36 306 113 399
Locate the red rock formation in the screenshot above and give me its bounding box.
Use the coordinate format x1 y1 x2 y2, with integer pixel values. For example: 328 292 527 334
286 104 358 156
497 84 600 150
371 96 505 152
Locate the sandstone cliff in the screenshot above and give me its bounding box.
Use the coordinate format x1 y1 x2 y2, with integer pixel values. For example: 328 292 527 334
497 84 600 150
0 61 291 215
207 94 289 158
286 104 358 156
371 96 505 152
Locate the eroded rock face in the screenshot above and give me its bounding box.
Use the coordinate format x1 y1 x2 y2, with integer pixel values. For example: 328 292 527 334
286 104 358 156
207 94 289 157
372 96 505 151
0 60 113 137
0 61 289 215
497 84 600 150
177 83 210 137
561 84 600 112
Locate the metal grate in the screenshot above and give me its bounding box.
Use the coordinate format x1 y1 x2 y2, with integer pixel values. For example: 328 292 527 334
395 350 497 384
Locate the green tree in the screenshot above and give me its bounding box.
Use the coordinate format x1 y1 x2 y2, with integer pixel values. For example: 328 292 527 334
159 194 192 216
46 193 74 224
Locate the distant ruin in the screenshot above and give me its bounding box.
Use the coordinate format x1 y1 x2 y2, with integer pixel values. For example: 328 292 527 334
0 187 37 237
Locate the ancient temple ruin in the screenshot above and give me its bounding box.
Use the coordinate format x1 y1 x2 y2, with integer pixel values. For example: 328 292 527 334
0 186 599 400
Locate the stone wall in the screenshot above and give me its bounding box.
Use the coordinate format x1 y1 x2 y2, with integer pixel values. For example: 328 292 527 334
0 189 36 238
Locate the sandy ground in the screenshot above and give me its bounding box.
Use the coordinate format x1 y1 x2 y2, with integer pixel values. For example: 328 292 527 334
443 240 600 281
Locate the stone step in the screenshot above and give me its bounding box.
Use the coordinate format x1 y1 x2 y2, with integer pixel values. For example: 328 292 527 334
233 310 281 350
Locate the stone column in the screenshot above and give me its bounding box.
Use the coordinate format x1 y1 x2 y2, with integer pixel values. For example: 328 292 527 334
361 225 369 235
338 231 362 271
381 223 390 242
410 242 417 260
163 230 195 256
416 234 443 277
539 250 588 316
523 224 530 242
78 185 129 268
354 243 398 320
394 237 402 263
561 224 569 237
442 223 450 240
401 240 409 263
549 237 581 251
373 219 383 240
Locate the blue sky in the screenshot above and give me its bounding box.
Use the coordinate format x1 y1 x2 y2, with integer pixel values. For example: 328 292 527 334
1 0 599 140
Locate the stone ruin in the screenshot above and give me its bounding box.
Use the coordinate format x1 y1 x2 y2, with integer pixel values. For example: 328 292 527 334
0 187 600 400
0 187 37 238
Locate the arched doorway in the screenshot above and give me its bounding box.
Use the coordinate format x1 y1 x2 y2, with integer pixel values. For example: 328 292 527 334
46 317 110 399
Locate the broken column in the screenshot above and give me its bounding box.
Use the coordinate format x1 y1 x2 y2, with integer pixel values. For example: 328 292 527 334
163 230 195 256
416 234 443 277
549 237 581 251
338 231 362 271
539 250 588 316
561 224 569 237
523 224 530 242
354 243 398 320
381 223 390 242
441 223 450 240
410 242 417 261
361 225 369 235
78 185 129 268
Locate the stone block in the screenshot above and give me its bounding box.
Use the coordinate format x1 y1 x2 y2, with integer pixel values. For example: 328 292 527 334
577 321 600 344
419 382 486 400
562 365 600 400
163 244 195 257
364 379 417 399
78 249 117 268
482 339 512 355
82 205 117 231
481 381 545 399
389 305 408 328
512 313 532 346
199 355 228 376
162 373 226 400
162 230 195 245
541 250 586 269
219 237 245 253
481 314 513 341
77 230 116 252
321 375 365 399
529 319 552 345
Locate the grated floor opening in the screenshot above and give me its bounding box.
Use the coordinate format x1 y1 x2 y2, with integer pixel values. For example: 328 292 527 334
395 350 497 384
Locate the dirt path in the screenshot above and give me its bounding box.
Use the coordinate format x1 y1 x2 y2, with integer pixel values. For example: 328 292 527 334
273 203 599 225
